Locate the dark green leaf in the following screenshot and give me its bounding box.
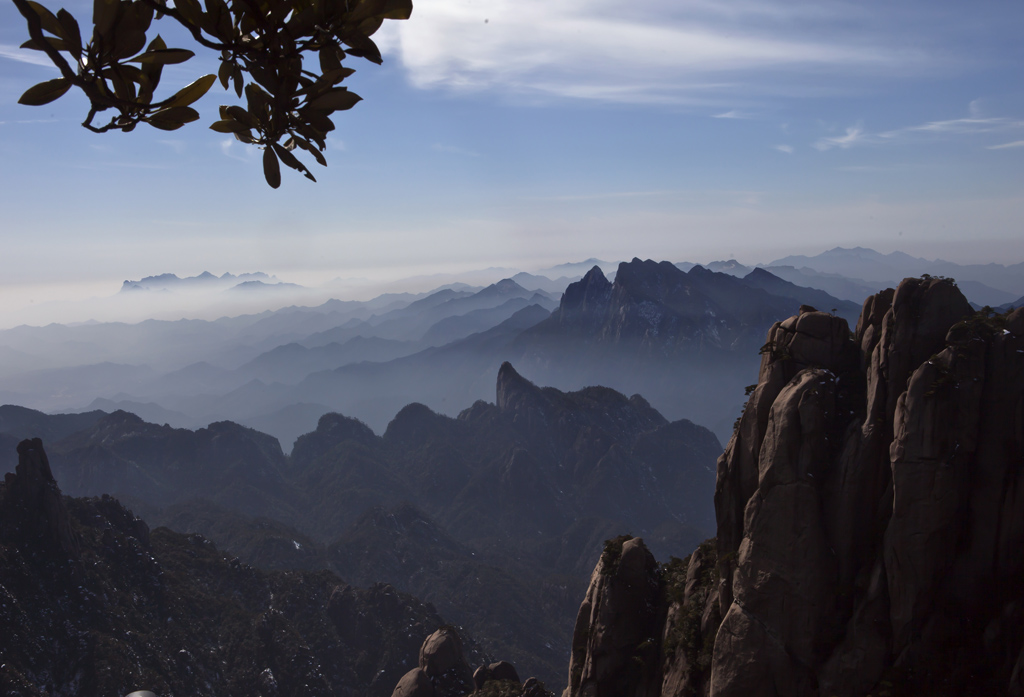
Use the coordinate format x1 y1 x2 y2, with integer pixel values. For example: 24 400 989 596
20 37 70 52
245 83 271 116
106 66 137 101
381 0 413 20
291 136 327 166
93 0 119 39
273 143 316 182
342 43 382 65
56 9 83 56
26 1 63 37
130 48 195 64
218 59 232 90
147 34 167 51
319 44 342 75
307 87 361 111
147 106 199 130
173 0 203 27
138 35 167 95
358 17 383 37
18 77 71 106
263 146 281 188
209 119 249 133
164 73 215 107
318 66 356 86
114 29 147 60
299 108 335 133
232 65 243 98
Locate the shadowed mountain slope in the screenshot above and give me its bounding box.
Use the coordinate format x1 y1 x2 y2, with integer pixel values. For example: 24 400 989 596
0 439 489 697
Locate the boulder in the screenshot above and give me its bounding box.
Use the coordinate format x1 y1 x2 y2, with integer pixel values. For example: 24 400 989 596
418 627 473 696
392 668 434 697
488 661 520 684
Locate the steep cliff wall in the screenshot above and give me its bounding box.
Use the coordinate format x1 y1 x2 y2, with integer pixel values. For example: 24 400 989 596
563 277 1024 697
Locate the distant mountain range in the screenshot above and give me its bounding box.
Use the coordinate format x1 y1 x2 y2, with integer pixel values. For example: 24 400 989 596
677 247 1024 308
120 270 283 292
0 250 1019 453
0 261 880 449
765 246 1024 306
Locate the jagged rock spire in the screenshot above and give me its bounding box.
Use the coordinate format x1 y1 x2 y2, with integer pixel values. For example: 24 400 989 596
0 438 79 557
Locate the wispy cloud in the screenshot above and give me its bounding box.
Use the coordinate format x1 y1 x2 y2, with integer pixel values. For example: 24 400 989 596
714 110 753 119
376 0 935 105
432 143 480 157
0 118 59 126
881 117 1020 138
0 44 55 68
774 144 794 154
159 140 186 154
814 125 866 151
530 189 676 202
987 140 1024 150
814 108 1024 152
219 139 259 163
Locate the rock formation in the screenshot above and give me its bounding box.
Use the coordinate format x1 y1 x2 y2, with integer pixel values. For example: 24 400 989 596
562 536 663 697
563 277 1024 697
391 628 554 697
0 437 80 557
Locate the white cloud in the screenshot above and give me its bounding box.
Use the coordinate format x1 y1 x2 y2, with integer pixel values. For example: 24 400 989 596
774 144 794 153
378 0 933 104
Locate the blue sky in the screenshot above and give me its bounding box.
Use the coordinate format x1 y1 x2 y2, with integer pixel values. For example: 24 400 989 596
0 0 1022 316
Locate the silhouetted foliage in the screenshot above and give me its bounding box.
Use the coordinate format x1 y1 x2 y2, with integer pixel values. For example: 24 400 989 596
12 0 412 187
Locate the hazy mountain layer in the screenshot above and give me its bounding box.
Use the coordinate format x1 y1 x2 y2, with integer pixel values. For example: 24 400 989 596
0 259 916 452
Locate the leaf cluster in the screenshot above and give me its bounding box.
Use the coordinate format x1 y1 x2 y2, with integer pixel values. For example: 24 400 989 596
13 0 412 186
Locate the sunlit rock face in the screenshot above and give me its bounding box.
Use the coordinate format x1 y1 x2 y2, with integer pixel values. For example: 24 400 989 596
714 278 1024 697
564 278 1024 697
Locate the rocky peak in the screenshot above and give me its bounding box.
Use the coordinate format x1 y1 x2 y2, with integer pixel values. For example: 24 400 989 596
484 278 528 297
0 438 79 557
383 403 454 447
496 361 548 414
555 266 613 331
613 258 684 298
291 412 378 467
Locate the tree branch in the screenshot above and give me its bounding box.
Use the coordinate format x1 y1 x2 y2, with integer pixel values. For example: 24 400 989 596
11 0 79 83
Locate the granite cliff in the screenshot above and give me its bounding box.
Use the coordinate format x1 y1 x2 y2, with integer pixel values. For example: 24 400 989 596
562 277 1024 697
